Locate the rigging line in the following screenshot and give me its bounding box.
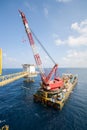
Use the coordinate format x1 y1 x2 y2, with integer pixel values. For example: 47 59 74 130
30 28 56 65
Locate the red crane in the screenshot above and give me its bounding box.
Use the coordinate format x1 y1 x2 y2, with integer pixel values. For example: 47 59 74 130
19 10 64 90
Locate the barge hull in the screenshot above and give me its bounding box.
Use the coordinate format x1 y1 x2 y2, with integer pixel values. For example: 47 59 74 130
33 74 78 110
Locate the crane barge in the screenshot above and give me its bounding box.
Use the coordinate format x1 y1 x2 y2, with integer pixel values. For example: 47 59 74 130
19 10 78 110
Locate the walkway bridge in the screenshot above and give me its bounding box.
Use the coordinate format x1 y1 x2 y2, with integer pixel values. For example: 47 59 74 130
0 49 38 87
0 71 37 87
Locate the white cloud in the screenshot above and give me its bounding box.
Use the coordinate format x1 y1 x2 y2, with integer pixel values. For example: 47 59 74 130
71 19 87 35
56 0 72 3
2 53 20 68
3 53 7 57
68 35 87 46
62 50 87 67
44 8 48 17
54 19 87 46
52 33 59 38
3 53 17 62
55 39 66 45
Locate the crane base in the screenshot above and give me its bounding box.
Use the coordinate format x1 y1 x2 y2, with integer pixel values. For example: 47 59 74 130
33 74 78 110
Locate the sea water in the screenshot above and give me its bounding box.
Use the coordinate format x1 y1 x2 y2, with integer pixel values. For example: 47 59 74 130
0 68 87 130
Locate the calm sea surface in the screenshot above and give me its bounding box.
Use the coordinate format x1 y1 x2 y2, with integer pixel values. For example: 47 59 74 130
0 68 87 130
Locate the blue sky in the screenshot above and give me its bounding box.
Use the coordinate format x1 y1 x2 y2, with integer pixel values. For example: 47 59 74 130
0 0 87 68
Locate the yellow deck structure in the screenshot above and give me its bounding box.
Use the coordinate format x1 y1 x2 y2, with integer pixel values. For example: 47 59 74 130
0 125 9 130
0 71 29 87
0 71 38 87
0 48 2 75
0 49 38 87
33 74 78 110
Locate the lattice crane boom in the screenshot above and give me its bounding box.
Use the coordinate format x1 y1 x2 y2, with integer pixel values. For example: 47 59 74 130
19 10 45 78
19 10 64 90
